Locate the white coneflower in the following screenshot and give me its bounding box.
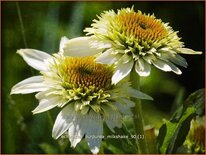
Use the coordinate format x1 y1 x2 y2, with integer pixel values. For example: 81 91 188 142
62 7 202 84
10 38 152 154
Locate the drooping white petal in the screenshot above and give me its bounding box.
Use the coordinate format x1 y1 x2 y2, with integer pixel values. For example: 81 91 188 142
169 54 188 68
111 81 152 100
10 76 47 94
143 54 156 64
63 37 102 57
135 58 151 77
32 96 63 114
68 108 89 148
85 111 103 154
59 36 69 53
52 104 75 139
118 98 135 107
152 59 172 72
176 48 202 55
17 49 51 71
102 105 122 132
165 61 182 75
68 114 84 147
95 49 121 64
113 102 133 115
160 50 188 68
120 54 132 64
108 82 133 99
127 88 153 100
122 98 135 107
112 60 134 84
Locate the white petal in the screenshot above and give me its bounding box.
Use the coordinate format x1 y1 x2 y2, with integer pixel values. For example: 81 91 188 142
63 37 102 57
118 98 135 107
59 36 69 53
176 48 202 54
112 60 134 84
35 88 66 102
11 76 47 94
135 59 151 77
154 57 182 75
127 88 153 100
160 51 188 68
68 111 87 147
32 96 62 114
68 118 82 147
120 54 132 64
95 49 121 64
166 61 182 75
52 104 75 139
169 54 188 68
143 54 156 64
85 111 103 154
158 47 176 54
152 59 172 72
113 102 133 115
103 106 122 132
17 49 51 71
123 99 135 107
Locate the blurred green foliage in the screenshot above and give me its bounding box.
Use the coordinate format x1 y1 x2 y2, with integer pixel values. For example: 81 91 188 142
2 1 204 153
157 89 204 154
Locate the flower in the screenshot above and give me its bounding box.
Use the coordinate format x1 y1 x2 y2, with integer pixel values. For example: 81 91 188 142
10 38 152 154
62 7 202 84
184 116 205 153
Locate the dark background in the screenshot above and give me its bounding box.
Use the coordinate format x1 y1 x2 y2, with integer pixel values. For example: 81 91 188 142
1 1 204 153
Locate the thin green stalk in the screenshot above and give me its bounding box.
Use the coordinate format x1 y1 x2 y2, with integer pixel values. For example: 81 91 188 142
47 111 54 126
16 2 35 75
16 2 28 48
130 68 149 154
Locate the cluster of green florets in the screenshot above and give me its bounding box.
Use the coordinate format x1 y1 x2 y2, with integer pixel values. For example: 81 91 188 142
85 7 184 59
43 54 114 114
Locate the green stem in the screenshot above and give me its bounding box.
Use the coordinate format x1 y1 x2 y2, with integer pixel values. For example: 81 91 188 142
130 68 149 154
16 2 35 75
16 2 28 48
47 111 54 126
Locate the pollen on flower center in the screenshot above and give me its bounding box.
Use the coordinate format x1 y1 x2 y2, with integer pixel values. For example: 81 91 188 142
61 57 113 90
116 12 168 42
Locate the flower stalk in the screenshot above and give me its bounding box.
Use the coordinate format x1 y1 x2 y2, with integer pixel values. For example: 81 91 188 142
130 68 149 154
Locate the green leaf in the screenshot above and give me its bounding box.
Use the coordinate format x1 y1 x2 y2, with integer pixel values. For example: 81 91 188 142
184 89 204 116
157 89 204 154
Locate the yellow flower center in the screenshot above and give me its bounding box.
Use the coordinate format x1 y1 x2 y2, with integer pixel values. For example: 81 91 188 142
60 57 113 90
116 12 167 42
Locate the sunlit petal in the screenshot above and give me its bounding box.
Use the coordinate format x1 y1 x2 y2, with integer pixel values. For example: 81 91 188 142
135 58 151 76
112 60 134 84
11 76 47 94
17 49 51 71
63 37 102 57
